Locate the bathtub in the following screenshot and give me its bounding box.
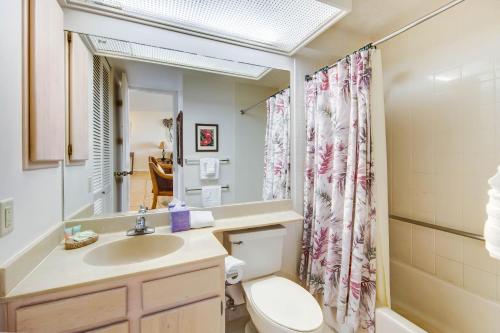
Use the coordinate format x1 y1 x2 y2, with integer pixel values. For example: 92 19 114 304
322 305 426 333
376 307 427 333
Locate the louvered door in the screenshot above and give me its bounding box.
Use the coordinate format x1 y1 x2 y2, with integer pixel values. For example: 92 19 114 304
91 56 114 215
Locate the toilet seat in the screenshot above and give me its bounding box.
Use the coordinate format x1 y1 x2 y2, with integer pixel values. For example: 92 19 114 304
243 276 323 332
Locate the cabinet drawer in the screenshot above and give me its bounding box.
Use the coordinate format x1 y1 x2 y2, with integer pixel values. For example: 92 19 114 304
142 266 221 312
16 287 127 332
141 297 222 333
86 321 129 333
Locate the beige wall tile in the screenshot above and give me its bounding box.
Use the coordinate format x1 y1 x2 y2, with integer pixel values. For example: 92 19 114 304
497 276 500 302
436 255 463 287
383 0 500 306
463 265 497 300
463 238 497 274
411 225 435 274
435 231 463 263
389 219 412 264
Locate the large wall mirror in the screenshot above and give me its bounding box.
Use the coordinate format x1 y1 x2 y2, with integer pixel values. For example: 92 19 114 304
63 33 291 220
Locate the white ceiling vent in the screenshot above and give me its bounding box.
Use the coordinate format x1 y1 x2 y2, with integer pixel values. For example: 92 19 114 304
67 0 350 54
84 34 271 79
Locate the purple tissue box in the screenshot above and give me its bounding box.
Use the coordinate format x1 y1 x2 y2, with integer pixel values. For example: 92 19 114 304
171 210 190 232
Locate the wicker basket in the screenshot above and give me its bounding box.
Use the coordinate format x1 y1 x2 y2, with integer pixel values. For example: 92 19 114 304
64 234 99 250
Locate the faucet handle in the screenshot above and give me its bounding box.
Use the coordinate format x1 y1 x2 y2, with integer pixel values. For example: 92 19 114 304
138 205 147 215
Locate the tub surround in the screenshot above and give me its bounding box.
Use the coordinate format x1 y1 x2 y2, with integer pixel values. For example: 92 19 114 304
0 200 302 300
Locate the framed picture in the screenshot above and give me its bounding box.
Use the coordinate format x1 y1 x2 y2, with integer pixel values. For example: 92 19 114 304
195 123 218 152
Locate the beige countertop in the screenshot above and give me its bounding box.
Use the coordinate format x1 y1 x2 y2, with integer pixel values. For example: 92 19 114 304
3 210 302 300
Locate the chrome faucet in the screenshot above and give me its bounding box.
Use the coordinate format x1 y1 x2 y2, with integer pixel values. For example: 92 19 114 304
126 205 155 236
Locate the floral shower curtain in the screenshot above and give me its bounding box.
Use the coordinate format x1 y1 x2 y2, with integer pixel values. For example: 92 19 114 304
299 49 379 332
262 88 291 200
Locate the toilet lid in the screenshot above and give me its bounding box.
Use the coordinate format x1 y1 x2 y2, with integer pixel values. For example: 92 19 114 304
248 276 323 332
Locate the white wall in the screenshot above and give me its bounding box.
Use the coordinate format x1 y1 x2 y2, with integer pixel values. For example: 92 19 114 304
234 83 275 203
130 111 173 171
0 1 63 265
182 73 237 206
182 72 288 207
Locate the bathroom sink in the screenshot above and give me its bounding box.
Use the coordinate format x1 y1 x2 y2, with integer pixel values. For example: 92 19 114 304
83 234 184 266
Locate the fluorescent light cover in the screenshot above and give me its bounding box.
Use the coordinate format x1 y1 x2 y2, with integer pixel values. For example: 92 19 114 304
70 0 346 54
85 35 271 79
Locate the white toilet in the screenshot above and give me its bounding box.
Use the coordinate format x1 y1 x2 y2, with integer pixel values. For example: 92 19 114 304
226 226 323 333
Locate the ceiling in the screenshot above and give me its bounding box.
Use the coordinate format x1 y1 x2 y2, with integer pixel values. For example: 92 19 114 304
84 34 271 80
65 0 348 55
109 57 289 93
129 89 175 113
299 0 453 65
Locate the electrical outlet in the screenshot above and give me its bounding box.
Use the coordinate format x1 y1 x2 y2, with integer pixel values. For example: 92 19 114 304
0 198 14 236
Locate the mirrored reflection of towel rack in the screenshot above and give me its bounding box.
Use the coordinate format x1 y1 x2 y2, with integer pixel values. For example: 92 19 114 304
185 158 230 165
185 185 230 193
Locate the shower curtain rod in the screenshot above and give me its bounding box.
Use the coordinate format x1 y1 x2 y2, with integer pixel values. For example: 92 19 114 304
305 0 466 80
240 86 290 115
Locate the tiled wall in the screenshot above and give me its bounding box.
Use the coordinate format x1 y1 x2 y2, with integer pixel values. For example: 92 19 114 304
382 0 500 307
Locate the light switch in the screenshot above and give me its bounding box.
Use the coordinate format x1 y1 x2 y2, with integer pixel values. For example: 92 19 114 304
0 198 14 236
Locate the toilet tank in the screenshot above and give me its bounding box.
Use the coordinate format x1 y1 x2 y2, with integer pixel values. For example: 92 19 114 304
226 225 286 281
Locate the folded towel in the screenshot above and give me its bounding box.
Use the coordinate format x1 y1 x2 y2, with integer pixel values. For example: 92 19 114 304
489 166 500 189
200 158 219 180
485 167 500 260
201 185 221 207
190 210 215 229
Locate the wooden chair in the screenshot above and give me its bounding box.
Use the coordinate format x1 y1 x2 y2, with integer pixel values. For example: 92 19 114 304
149 156 173 174
148 161 174 209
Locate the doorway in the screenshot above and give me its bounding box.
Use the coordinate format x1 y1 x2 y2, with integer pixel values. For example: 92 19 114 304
128 89 176 211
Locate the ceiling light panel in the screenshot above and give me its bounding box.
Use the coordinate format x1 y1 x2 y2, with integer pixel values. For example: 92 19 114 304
71 0 345 53
86 35 271 79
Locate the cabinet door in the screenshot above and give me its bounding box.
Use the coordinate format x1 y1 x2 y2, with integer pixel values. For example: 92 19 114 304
16 287 127 333
140 297 223 333
68 32 90 161
29 0 65 162
86 321 129 333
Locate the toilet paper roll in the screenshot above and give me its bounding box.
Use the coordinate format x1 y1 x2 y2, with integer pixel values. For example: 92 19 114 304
226 284 245 305
226 266 244 284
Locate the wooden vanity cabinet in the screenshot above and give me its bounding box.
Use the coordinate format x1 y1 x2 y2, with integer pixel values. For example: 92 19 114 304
86 321 129 333
4 260 225 333
141 296 223 333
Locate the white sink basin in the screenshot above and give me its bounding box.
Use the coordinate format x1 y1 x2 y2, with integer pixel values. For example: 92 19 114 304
83 234 184 266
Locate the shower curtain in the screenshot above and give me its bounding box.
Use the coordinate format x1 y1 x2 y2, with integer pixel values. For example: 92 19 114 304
262 88 291 200
299 48 390 333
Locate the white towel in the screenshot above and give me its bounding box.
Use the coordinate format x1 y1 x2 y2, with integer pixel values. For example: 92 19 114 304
485 166 500 260
200 158 219 180
201 185 221 207
190 210 215 229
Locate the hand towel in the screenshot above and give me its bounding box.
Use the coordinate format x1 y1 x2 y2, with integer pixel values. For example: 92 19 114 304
485 166 500 260
200 158 219 180
190 210 215 228
201 185 222 207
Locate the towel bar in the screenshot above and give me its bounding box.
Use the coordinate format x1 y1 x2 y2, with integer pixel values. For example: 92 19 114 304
185 185 230 193
185 158 230 165
389 214 484 241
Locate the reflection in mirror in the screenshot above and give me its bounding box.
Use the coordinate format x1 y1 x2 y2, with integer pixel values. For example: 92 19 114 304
63 34 290 220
